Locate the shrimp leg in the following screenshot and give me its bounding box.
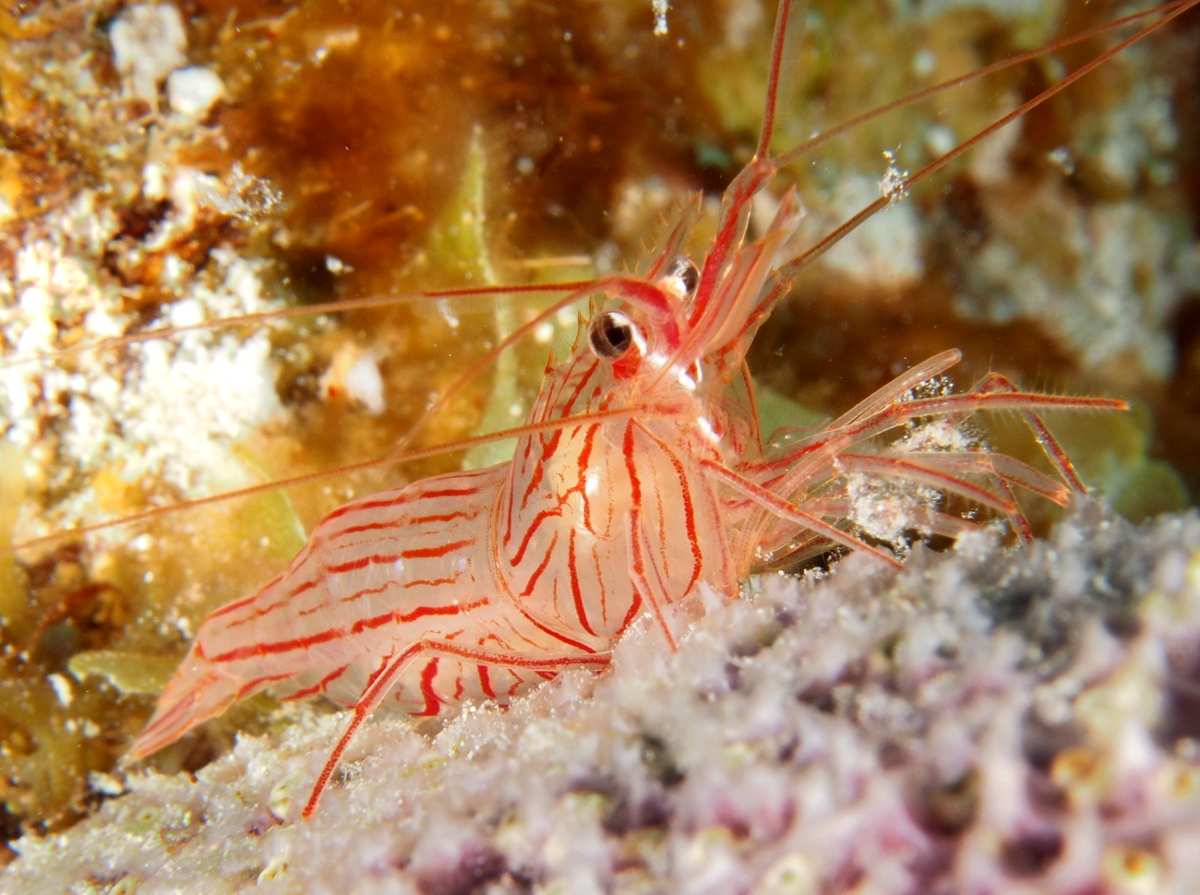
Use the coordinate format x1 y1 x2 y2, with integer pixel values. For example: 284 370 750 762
302 639 609 818
699 459 905 570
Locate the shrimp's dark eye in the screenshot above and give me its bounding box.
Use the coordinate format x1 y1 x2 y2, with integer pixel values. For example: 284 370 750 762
667 257 700 298
588 311 637 360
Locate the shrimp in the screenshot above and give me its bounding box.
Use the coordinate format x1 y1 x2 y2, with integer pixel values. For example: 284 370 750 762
116 0 1200 820
4 0 1194 827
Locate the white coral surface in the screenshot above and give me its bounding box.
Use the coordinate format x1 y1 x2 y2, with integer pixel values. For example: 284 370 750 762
5 506 1200 895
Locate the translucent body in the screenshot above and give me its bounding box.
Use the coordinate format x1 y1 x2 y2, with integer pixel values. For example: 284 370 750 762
118 0 1188 819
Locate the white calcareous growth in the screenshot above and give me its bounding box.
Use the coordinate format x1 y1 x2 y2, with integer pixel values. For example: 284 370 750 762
5 505 1200 894
166 66 225 119
109 4 187 106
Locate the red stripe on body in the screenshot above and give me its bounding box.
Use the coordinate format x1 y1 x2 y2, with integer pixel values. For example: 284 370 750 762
328 509 480 541
328 541 472 574
516 360 601 514
236 671 293 698
518 531 559 597
407 510 480 525
322 491 413 525
349 598 488 636
412 658 442 716
509 508 561 566
559 424 598 532
507 599 598 654
420 485 486 499
334 576 460 607
400 539 475 560
617 422 646 637
210 598 489 663
207 566 293 622
568 529 596 636
617 586 643 635
279 663 351 702
478 665 495 698
321 482 483 527
637 422 703 597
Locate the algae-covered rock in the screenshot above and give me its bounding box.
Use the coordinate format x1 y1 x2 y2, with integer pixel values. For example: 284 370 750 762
4 504 1199 894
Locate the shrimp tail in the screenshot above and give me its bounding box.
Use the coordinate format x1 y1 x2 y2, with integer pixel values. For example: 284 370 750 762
125 644 241 760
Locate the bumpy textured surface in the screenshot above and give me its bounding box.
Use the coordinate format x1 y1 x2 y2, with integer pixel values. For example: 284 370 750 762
5 503 1199 895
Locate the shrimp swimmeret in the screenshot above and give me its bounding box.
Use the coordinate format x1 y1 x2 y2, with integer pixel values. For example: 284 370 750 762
9 1 1194 822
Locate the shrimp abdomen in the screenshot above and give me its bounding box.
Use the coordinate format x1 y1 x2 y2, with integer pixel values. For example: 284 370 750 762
131 465 508 756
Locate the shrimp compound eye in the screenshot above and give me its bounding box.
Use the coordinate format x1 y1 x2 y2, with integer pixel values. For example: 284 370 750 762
588 311 638 360
661 257 700 300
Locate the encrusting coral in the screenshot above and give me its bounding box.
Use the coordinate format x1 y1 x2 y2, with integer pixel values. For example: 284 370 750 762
1 0 1197 860
4 502 1199 894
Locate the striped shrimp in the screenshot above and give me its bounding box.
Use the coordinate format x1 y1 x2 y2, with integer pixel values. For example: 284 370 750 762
118 0 1199 819
4 1 1195 827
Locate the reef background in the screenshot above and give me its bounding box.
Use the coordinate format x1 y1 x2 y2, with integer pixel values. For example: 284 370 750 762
0 0 1197 877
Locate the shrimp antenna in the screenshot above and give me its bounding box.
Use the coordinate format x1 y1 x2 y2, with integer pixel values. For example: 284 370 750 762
756 0 808 160
769 0 1194 172
1 405 654 556
0 280 592 373
781 0 1199 277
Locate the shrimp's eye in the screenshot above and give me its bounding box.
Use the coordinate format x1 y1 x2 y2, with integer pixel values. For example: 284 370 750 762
588 311 638 360
664 257 700 298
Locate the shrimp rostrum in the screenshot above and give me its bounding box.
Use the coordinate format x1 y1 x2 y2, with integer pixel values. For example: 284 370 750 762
128 0 1173 818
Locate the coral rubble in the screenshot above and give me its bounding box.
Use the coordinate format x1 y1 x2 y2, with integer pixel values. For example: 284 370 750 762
5 504 1199 894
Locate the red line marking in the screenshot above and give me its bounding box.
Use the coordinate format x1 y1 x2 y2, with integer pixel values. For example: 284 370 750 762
310 574 459 612
322 483 482 528
279 664 351 702
638 422 703 596
421 484 485 499
536 671 557 680
321 539 474 578
478 664 495 699
519 452 548 514
453 675 465 701
328 507 479 542
207 591 264 621
399 539 475 560
412 658 442 716
208 566 296 622
622 422 641 504
361 651 397 695
568 529 596 636
323 491 411 524
349 598 488 636
509 507 561 567
298 597 335 616
517 360 601 513
331 520 408 539
589 542 609 626
407 510 480 525
220 587 302 630
509 600 597 654
519 530 559 598
436 641 611 668
560 424 598 532
236 671 293 698
211 598 489 662
616 585 643 636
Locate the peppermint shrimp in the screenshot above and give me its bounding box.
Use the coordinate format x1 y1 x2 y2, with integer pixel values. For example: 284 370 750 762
115 0 1200 820
4 1 1193 828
